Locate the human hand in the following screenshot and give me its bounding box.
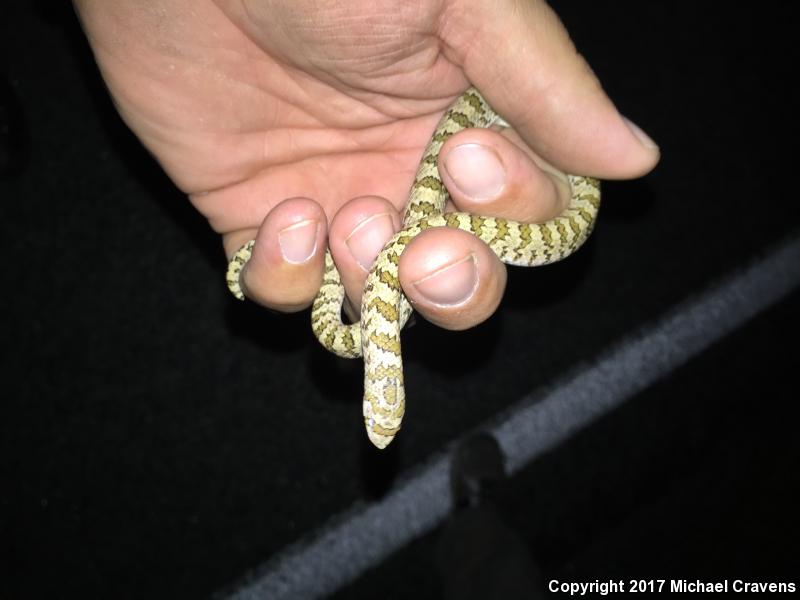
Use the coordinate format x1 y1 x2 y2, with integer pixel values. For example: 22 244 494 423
74 0 658 328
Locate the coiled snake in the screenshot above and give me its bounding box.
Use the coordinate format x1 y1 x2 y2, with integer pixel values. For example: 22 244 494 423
227 87 601 449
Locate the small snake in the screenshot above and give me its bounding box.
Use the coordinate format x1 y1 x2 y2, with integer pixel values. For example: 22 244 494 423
227 87 600 449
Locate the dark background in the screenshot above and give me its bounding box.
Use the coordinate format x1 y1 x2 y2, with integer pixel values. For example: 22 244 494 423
1 1 798 598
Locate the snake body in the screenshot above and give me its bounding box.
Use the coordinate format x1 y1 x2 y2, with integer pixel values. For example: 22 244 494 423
228 88 601 449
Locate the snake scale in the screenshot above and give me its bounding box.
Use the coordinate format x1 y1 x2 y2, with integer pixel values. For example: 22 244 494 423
227 87 601 449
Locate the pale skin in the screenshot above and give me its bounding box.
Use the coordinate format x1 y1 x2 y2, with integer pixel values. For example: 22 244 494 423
73 0 659 329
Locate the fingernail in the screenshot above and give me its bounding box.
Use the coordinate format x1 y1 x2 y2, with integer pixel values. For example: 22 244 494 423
444 143 506 200
278 219 319 263
622 116 659 151
345 213 395 271
412 254 478 306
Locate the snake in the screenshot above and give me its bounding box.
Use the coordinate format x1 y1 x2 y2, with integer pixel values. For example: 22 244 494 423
227 87 601 450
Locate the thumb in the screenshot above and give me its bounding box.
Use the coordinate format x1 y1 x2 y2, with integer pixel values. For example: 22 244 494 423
442 0 659 179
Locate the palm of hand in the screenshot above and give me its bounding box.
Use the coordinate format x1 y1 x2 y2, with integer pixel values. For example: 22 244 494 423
84 0 468 237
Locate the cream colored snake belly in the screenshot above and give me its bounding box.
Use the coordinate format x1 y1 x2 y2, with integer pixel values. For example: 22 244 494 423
228 87 601 449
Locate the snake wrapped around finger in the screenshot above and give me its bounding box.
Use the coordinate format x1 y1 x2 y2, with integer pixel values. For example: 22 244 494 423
227 87 600 449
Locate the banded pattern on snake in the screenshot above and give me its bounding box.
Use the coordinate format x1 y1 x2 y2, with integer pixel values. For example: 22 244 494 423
227 87 601 449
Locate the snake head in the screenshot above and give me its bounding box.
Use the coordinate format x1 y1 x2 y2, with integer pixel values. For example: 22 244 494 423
363 378 404 450
366 425 396 450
